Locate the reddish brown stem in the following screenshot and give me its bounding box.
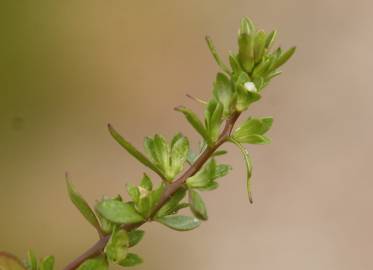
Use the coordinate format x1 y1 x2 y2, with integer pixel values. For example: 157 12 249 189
63 111 240 270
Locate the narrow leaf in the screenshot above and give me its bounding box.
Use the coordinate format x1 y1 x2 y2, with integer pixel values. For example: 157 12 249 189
205 36 230 74
175 106 211 145
27 250 37 270
156 215 201 231
156 188 186 218
188 189 208 220
140 173 153 191
40 256 54 270
272 46 296 70
108 124 165 179
213 73 234 117
66 176 101 233
96 199 144 224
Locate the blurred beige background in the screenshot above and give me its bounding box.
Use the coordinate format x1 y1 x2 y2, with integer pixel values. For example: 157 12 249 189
1 0 372 269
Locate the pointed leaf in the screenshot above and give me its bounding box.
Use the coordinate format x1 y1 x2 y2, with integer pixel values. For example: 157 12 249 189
128 230 145 247
140 173 152 191
96 199 144 224
119 253 143 267
170 134 189 178
265 30 277 49
188 189 208 220
40 256 55 270
108 124 165 179
156 215 201 231
205 36 230 74
272 46 296 70
175 106 211 145
66 177 101 233
26 250 37 270
205 99 224 143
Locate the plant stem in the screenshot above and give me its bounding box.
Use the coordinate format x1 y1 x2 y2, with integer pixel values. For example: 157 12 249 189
63 111 241 270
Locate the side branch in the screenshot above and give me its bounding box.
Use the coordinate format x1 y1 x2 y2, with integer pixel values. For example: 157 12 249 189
63 111 240 270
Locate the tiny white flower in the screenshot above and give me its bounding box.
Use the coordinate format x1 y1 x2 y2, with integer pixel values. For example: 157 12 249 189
244 81 257 93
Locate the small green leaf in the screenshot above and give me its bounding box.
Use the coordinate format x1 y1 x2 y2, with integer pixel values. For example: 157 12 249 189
205 36 230 74
156 215 201 231
265 30 277 49
96 199 144 224
108 124 166 179
27 250 38 270
188 189 208 220
175 106 211 145
126 184 140 204
229 138 254 203
128 230 145 247
235 84 261 112
0 252 27 270
105 229 129 263
118 253 143 267
77 255 108 270
186 159 216 189
205 99 224 143
140 173 152 191
213 164 232 180
156 188 186 218
233 117 273 144
254 31 266 63
212 149 227 157
65 177 101 233
272 46 296 70
213 73 234 117
238 33 255 73
170 134 189 178
40 256 54 270
240 17 256 35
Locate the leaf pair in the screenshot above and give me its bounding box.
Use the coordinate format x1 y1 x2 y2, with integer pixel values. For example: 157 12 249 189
144 133 189 181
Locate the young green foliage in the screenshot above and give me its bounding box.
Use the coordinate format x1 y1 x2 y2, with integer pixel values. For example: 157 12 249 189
10 17 295 270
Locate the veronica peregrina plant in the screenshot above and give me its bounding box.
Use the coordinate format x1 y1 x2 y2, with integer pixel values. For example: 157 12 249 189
0 17 295 270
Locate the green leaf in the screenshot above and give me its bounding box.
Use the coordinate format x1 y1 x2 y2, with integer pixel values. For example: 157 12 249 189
205 99 224 143
156 215 201 231
118 253 143 267
212 149 227 157
238 33 255 73
27 250 37 270
156 188 186 218
77 256 108 270
186 159 216 188
213 73 234 117
0 252 27 270
229 138 254 203
126 184 140 204
240 17 256 35
188 189 208 220
170 134 189 178
128 230 145 247
96 199 144 224
272 46 296 70
40 256 55 270
95 210 114 234
175 106 211 145
205 36 230 74
229 53 243 74
265 30 277 49
66 176 101 233
254 31 266 63
105 229 129 263
140 173 152 191
108 124 165 179
213 164 232 180
233 117 273 144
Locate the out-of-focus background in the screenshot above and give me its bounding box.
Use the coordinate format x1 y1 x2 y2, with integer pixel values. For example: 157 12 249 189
1 0 372 269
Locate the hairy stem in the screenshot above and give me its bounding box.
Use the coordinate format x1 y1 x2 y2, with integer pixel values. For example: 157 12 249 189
63 111 240 270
